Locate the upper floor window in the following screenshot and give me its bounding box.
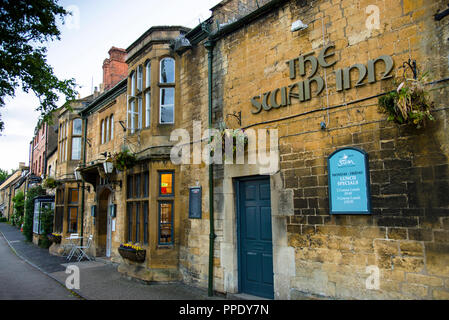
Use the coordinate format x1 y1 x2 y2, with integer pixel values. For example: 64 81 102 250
59 120 68 162
130 72 136 96
73 119 82 135
110 115 114 140
159 57 175 125
145 61 151 88
100 115 114 144
137 65 143 92
71 118 82 160
160 58 175 84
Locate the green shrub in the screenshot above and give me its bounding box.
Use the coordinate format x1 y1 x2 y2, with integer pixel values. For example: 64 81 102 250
12 190 25 227
39 206 54 249
23 186 46 242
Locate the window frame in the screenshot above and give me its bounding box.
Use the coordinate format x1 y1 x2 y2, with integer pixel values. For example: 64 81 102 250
159 57 175 125
158 200 174 246
158 171 174 197
126 169 150 245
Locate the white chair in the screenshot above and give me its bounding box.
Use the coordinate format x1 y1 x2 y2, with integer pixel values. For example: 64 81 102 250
74 235 93 262
66 233 80 260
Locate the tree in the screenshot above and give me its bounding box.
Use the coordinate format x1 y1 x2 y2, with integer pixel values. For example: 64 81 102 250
0 0 78 132
0 168 9 183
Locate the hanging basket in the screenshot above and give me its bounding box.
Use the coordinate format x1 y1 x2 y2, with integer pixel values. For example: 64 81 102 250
118 246 146 263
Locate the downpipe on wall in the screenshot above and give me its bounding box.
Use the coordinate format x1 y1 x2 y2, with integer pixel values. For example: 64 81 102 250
204 39 216 297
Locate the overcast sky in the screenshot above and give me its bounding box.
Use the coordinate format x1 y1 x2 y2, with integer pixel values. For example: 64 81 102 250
0 0 220 172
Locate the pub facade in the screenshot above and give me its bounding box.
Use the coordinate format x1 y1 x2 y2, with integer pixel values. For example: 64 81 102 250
51 0 449 300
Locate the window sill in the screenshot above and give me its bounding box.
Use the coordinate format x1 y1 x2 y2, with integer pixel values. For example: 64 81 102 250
156 244 174 250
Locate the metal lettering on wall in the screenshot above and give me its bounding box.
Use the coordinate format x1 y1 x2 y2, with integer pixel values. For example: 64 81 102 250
328 148 371 215
250 45 394 114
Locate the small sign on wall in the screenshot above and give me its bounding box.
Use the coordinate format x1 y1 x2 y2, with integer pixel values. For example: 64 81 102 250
328 147 371 214
189 186 202 219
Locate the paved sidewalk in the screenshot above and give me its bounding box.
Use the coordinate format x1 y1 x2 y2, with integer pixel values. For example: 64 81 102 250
0 223 224 300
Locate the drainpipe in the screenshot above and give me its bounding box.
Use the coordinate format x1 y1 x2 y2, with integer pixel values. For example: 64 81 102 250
204 39 216 297
80 117 88 245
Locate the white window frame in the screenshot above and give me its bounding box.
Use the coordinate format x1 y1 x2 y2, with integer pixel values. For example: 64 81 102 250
101 119 105 144
145 61 151 88
138 98 143 130
130 72 136 96
106 116 110 142
159 57 175 84
128 100 138 134
159 87 175 125
71 137 82 160
137 65 143 92
145 91 151 128
110 114 114 140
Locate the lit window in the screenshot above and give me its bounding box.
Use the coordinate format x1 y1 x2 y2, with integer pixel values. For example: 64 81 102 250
158 202 173 245
68 207 78 233
159 172 173 196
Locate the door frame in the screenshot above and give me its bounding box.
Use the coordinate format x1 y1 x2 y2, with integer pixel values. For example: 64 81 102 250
235 175 273 298
106 193 113 258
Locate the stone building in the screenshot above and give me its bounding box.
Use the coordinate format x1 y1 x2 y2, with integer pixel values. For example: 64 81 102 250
50 0 449 300
172 0 449 300
0 163 28 220
52 48 128 246
53 96 93 236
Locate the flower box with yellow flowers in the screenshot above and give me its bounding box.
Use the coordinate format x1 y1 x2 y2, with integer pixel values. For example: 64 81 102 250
48 233 62 244
118 243 146 263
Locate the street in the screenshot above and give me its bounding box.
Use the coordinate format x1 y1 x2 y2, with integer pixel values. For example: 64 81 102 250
0 236 79 300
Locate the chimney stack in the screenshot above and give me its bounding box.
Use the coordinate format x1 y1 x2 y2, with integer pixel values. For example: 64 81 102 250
102 47 128 91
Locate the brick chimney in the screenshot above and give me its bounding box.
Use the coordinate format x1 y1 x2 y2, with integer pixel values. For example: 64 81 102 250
102 47 128 91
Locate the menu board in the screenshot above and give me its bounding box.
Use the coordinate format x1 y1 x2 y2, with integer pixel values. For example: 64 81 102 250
328 148 371 214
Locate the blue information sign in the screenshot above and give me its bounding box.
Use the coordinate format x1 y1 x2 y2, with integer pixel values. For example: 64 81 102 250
328 148 371 214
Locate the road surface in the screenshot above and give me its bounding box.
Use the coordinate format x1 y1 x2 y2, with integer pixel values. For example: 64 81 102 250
0 235 79 300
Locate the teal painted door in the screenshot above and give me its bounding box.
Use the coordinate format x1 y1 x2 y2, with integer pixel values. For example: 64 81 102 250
238 177 274 299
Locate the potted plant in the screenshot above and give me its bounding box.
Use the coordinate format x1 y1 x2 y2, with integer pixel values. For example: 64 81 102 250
112 149 137 171
118 243 146 263
378 70 435 129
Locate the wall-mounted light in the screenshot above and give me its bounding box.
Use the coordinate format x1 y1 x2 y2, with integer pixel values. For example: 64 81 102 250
119 121 127 132
291 19 308 32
